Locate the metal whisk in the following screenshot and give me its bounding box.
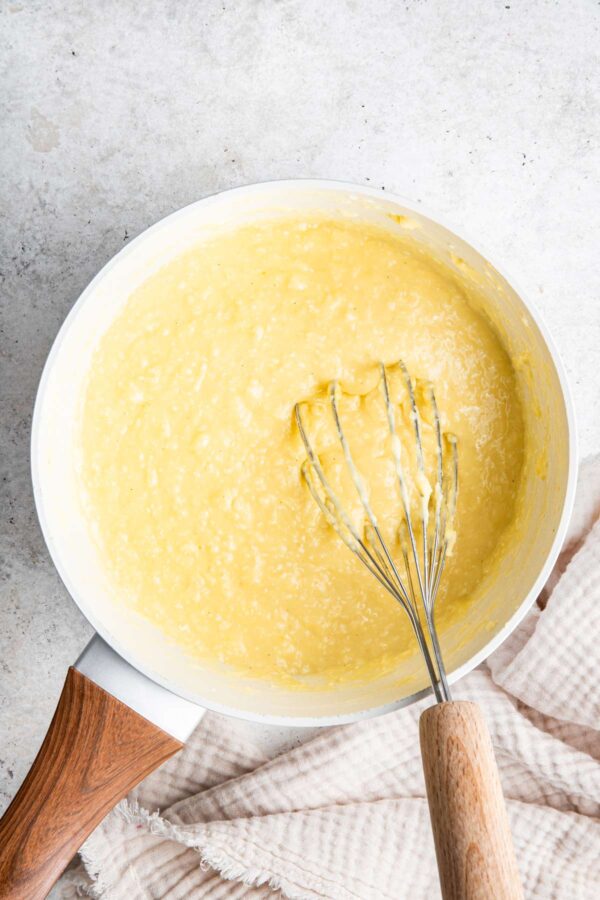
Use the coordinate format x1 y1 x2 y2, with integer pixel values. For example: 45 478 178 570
295 360 458 703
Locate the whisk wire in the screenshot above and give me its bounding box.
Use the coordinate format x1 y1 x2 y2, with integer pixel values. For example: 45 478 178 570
298 424 409 604
329 382 411 605
295 361 457 704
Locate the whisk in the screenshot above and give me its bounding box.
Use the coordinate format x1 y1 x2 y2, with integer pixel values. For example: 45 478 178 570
295 361 523 900
295 359 457 704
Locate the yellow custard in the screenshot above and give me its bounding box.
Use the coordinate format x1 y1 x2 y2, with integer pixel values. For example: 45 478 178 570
81 219 524 685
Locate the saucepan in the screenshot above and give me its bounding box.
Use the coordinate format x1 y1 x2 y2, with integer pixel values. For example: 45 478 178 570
0 180 576 899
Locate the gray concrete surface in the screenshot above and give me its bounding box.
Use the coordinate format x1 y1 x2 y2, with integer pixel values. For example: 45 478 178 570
1 1 599 895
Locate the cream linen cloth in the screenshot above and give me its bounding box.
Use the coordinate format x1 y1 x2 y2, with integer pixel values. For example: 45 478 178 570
69 457 600 899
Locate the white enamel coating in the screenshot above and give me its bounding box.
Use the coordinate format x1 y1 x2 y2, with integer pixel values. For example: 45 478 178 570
32 180 577 726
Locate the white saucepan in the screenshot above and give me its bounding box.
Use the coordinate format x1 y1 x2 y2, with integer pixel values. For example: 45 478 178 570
0 181 576 899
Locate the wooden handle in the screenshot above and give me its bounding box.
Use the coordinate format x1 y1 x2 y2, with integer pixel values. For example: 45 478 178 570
0 667 182 900
419 701 523 900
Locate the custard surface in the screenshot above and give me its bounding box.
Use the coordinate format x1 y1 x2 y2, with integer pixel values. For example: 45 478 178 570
81 219 524 684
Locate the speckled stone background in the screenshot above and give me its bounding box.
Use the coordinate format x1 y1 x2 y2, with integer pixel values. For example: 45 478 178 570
1 1 599 895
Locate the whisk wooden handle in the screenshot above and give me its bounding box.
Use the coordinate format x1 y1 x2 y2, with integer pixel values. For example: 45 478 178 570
419 701 523 900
